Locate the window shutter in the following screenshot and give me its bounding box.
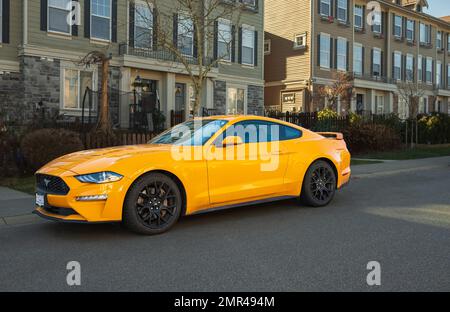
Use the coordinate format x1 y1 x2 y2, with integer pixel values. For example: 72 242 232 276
381 12 385 35
173 14 178 47
129 2 135 47
412 56 415 81
84 0 91 38
381 51 384 76
432 60 435 84
333 38 337 69
423 57 426 81
71 0 78 36
153 8 158 51
254 30 258 66
213 21 218 60
238 27 243 64
346 41 349 71
40 0 48 31
392 53 395 78
370 49 374 76
402 55 406 80
392 13 395 36
231 25 236 62
2 0 10 43
193 24 198 58
362 6 365 29
362 46 365 75
317 34 321 66
112 0 117 42
402 17 406 39
330 37 334 68
318 0 321 15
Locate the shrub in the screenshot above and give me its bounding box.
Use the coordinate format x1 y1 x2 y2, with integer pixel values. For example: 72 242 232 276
342 123 402 155
20 129 84 172
317 108 338 119
418 114 450 144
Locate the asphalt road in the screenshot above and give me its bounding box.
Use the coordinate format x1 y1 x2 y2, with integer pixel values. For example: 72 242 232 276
0 157 449 291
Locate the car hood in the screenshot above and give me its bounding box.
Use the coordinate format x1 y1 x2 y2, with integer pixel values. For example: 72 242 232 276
40 144 174 175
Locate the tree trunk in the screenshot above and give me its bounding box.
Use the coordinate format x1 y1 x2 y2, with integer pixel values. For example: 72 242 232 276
193 83 202 117
97 58 111 134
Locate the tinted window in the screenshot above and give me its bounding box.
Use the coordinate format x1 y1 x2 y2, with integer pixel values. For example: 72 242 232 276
216 120 302 144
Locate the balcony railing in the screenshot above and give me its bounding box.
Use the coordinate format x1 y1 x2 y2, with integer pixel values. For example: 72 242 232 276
119 43 217 67
353 73 395 84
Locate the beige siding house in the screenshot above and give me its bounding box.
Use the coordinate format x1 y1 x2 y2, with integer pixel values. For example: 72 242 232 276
265 0 450 116
0 0 264 129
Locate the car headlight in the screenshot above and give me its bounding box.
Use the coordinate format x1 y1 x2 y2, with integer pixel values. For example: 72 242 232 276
75 171 123 184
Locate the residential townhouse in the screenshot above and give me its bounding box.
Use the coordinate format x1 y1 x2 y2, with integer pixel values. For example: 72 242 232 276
264 0 450 117
0 0 264 129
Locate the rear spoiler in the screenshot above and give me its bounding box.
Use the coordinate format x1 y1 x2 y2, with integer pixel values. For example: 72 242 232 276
317 132 344 140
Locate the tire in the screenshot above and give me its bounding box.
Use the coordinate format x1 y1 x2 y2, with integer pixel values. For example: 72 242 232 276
300 160 336 207
122 173 182 235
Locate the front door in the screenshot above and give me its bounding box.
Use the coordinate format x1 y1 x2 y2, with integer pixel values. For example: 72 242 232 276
356 94 364 114
206 120 291 204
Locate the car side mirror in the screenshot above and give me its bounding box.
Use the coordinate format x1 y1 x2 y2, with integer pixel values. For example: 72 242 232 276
221 136 243 147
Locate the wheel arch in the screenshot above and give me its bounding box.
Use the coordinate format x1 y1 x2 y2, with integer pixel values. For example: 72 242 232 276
303 157 339 188
125 169 188 217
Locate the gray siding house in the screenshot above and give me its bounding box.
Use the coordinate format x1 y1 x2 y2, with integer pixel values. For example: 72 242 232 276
0 0 264 129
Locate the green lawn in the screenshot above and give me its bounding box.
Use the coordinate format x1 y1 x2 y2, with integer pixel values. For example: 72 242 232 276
355 145 450 160
0 176 35 195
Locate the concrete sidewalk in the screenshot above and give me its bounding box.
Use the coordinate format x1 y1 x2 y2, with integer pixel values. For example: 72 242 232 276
0 187 44 227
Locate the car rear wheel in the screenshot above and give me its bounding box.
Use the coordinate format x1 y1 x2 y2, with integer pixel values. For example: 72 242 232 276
123 173 182 235
300 160 336 207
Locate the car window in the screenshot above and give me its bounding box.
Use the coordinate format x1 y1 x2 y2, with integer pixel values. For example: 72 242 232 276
215 120 302 144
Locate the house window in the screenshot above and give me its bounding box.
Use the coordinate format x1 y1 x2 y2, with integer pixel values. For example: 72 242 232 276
394 52 402 81
178 14 194 56
282 93 296 104
337 0 347 22
63 69 94 110
375 95 384 114
426 57 432 83
48 0 71 34
394 15 402 38
420 23 430 44
406 19 414 41
218 19 232 61
406 54 413 81
436 61 442 87
320 0 331 16
337 38 347 71
354 5 363 29
264 39 271 55
418 55 422 81
294 33 307 49
134 2 153 49
353 44 363 76
372 10 382 33
241 26 255 66
436 31 442 49
91 0 111 41
227 87 245 115
240 0 257 8
319 33 330 69
373 48 381 77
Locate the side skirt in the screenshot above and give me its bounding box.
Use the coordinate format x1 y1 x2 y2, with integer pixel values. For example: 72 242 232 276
189 196 298 216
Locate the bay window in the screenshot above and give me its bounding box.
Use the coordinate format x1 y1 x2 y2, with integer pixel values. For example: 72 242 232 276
48 0 72 34
91 0 112 41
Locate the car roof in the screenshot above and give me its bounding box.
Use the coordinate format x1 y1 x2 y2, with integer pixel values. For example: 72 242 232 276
196 115 306 129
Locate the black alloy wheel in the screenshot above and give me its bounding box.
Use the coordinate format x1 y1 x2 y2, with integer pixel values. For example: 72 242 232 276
123 173 182 235
301 160 336 207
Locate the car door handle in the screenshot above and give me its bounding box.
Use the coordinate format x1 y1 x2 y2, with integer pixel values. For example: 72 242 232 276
271 151 288 155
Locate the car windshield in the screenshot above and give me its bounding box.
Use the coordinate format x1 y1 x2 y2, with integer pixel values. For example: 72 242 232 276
149 119 228 146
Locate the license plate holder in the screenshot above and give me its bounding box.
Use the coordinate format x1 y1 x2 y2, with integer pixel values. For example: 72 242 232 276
36 193 46 208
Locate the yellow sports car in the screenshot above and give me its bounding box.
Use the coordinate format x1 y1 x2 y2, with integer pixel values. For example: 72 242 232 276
33 115 351 235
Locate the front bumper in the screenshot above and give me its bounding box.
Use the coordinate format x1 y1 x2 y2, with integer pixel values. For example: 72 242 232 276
33 167 132 223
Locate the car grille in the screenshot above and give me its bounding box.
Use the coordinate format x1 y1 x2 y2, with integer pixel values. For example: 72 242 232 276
36 174 70 195
44 206 77 216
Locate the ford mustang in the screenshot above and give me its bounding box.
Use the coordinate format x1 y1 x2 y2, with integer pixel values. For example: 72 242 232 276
33 115 351 235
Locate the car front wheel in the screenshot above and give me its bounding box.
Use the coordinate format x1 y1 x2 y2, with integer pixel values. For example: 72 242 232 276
123 173 182 235
300 160 336 207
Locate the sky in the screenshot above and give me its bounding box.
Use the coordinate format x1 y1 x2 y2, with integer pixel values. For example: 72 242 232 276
424 0 450 18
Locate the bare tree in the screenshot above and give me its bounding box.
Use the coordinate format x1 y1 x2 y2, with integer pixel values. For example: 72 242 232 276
314 72 354 113
133 0 244 115
78 51 113 135
396 80 425 148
